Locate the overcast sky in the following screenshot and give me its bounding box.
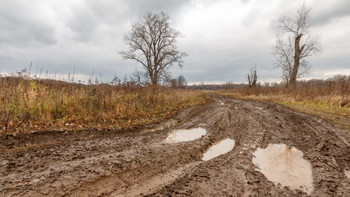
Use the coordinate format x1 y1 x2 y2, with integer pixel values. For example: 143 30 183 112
0 0 349 84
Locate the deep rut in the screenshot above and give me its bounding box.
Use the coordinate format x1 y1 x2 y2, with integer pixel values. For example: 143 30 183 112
1 94 350 196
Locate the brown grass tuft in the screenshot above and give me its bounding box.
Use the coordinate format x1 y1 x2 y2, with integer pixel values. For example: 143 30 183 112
0 77 206 135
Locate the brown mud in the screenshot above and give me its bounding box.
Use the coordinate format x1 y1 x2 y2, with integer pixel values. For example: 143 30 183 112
1 94 350 196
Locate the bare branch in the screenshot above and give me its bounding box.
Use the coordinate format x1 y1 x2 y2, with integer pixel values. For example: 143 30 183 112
273 3 320 87
247 65 258 88
120 12 186 86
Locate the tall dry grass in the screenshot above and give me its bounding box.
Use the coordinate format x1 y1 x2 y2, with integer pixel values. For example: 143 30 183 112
231 78 350 105
0 77 206 134
221 76 350 120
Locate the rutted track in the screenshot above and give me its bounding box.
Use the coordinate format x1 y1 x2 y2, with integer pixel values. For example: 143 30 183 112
1 94 350 196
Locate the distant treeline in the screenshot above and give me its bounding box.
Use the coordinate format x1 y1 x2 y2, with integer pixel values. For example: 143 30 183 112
187 82 245 90
187 75 350 91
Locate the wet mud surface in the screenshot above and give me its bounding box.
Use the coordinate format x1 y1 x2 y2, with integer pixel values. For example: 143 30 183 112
1 94 350 196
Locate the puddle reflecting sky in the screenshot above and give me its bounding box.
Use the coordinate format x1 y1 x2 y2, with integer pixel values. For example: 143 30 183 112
202 138 235 161
164 128 206 143
252 144 313 194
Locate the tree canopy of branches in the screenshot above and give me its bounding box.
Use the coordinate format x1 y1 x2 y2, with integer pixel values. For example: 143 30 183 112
120 12 187 86
247 66 257 88
273 3 320 87
169 75 187 88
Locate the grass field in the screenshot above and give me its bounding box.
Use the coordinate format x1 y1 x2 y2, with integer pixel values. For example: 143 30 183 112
0 77 206 135
2 75 349 135
219 79 350 129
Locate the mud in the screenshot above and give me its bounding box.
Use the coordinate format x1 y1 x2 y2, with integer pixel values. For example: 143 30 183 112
346 171 350 179
1 94 350 196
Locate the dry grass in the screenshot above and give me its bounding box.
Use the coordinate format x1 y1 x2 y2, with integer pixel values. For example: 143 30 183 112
220 78 350 128
0 77 206 135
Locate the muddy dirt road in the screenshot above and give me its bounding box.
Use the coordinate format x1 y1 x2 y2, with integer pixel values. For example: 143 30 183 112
1 94 350 196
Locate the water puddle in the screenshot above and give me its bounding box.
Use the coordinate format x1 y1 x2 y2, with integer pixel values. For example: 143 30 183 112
345 170 350 179
252 144 313 194
164 127 207 143
202 138 235 161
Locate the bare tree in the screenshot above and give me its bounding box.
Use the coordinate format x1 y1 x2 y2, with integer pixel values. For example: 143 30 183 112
120 12 187 86
247 66 257 88
177 75 187 88
273 3 320 87
170 78 178 88
168 75 187 88
132 69 149 85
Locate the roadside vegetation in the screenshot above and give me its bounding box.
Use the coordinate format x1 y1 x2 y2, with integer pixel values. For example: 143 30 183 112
0 76 206 135
220 76 350 128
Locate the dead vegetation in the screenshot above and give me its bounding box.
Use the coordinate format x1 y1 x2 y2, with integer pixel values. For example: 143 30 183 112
237 79 349 106
273 3 321 87
220 75 350 127
120 12 186 86
247 66 257 88
0 76 206 135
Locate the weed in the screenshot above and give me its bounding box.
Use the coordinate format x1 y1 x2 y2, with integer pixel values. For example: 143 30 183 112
113 162 122 168
0 76 205 134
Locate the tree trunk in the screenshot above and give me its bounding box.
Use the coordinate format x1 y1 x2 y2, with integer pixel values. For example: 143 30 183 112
149 71 156 86
289 34 303 87
151 70 158 86
252 70 257 87
151 75 158 86
248 74 252 87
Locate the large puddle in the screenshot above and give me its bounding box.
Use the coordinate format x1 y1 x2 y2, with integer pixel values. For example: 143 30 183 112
164 127 207 143
252 144 313 194
202 138 235 161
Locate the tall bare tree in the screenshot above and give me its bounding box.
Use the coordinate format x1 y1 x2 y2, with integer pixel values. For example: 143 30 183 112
167 75 187 88
120 12 187 86
247 66 257 88
273 3 320 87
177 75 187 88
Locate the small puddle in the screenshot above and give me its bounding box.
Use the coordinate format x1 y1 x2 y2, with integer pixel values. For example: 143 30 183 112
164 127 207 143
202 138 235 161
252 144 313 194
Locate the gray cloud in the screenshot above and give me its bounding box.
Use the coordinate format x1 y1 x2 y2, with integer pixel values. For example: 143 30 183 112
65 0 189 43
67 7 98 42
311 0 350 26
66 0 126 42
0 1 56 47
125 0 189 15
0 0 349 84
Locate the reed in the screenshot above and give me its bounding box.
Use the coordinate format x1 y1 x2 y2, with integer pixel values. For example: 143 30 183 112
0 76 206 134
